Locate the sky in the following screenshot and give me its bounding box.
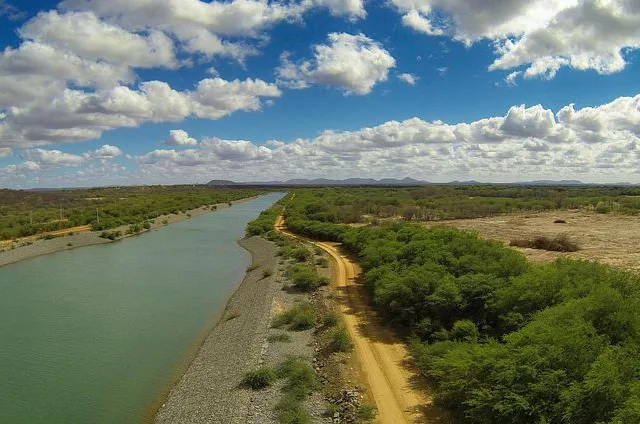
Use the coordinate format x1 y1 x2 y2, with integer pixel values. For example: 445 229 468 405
0 0 639 188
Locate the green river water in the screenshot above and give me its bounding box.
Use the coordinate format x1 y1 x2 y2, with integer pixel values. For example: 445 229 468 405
0 193 283 424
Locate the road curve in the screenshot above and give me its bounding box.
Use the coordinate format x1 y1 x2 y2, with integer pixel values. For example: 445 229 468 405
275 215 430 423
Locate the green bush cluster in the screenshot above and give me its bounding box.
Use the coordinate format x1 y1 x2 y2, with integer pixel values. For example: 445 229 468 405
242 366 277 390
272 302 316 331
275 358 319 424
285 264 329 292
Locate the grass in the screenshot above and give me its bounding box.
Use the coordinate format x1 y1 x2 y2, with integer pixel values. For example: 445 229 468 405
328 327 352 352
275 357 318 424
286 264 329 292
242 366 277 390
272 302 316 331
323 311 339 327
267 333 292 343
510 234 579 252
316 257 329 267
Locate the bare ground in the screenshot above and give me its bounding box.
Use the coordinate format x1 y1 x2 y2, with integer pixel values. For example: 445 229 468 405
425 210 640 270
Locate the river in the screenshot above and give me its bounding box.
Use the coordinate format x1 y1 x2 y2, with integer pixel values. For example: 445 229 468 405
0 193 283 424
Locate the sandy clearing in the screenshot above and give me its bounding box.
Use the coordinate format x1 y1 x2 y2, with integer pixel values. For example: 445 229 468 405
275 215 442 424
424 210 640 270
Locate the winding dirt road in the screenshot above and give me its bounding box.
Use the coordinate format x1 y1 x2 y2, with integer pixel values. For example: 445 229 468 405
275 215 435 423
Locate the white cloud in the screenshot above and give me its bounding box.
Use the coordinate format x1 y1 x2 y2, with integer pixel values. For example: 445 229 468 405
397 73 419 85
127 93 640 184
0 147 11 157
88 144 123 159
20 11 177 69
391 0 640 78
277 33 396 95
505 71 521 86
0 77 280 147
166 130 198 146
310 0 366 19
22 148 86 167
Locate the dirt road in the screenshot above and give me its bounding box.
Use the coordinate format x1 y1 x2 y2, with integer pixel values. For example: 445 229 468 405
275 215 435 423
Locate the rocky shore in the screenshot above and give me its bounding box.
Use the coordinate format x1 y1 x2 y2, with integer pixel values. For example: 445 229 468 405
153 235 331 424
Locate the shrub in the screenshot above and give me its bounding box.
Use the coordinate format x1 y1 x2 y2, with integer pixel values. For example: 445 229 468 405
246 264 260 272
292 248 312 263
328 327 352 352
262 269 274 278
267 333 292 343
142 221 151 230
316 257 329 267
286 264 329 292
554 219 567 224
162 219 169 225
510 235 579 252
66 242 73 247
323 311 339 327
273 302 316 331
242 366 277 390
450 320 479 342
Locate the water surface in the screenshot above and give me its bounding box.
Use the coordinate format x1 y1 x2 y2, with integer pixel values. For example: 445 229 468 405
0 193 283 424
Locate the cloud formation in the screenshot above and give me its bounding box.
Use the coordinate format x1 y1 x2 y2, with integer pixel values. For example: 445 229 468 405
277 32 396 95
392 0 640 79
129 93 640 183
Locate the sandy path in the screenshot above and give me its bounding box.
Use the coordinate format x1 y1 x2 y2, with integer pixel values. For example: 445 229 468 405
275 215 433 423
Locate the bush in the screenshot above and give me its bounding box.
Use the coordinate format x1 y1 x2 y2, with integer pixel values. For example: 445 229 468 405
142 221 151 230
449 320 479 342
267 333 292 343
286 264 329 292
242 366 277 390
262 269 274 278
554 219 567 224
328 327 352 352
510 234 579 252
273 302 316 331
323 311 339 327
316 257 329 267
246 264 259 272
292 248 312 263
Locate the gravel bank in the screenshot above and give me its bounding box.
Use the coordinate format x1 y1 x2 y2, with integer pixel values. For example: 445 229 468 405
153 236 281 424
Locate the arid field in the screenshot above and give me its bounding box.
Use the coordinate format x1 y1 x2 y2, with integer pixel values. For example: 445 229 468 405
426 210 640 270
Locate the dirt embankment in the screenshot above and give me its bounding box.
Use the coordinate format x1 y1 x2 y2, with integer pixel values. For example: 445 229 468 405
425 210 640 270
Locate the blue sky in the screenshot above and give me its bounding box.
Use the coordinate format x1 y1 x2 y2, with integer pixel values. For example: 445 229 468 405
1 0 640 187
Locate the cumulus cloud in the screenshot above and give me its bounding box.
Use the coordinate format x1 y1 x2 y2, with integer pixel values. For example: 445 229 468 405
166 130 198 146
0 77 280 147
127 93 640 184
391 0 640 78
277 33 396 95
397 73 419 85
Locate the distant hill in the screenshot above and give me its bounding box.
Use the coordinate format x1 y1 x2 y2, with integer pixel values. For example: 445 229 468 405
207 177 425 186
206 178 639 187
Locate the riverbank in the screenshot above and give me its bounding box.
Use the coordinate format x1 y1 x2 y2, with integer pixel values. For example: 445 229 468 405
0 196 259 268
153 234 330 424
153 236 279 423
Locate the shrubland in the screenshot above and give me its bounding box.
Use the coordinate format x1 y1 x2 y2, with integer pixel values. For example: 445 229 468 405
0 186 264 240
278 187 640 423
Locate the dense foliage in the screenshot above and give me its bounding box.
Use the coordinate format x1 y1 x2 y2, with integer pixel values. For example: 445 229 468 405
0 186 264 240
281 187 640 423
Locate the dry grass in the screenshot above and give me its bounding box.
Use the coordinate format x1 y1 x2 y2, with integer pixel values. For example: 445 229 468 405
510 235 579 252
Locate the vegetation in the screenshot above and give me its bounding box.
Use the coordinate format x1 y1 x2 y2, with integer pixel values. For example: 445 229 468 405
279 187 640 423
272 302 316 331
285 264 329 291
328 327 352 352
510 234 579 252
0 186 264 240
267 333 292 343
275 357 319 424
242 366 277 390
245 194 289 236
